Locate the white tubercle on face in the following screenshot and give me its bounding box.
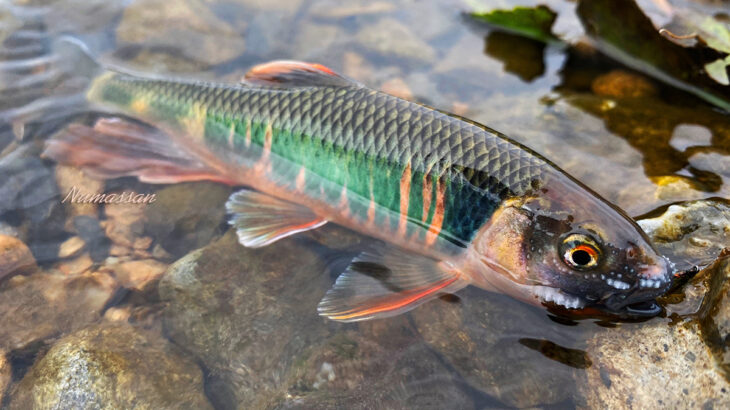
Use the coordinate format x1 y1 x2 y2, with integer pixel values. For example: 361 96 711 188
606 278 630 290
533 286 586 309
639 278 663 288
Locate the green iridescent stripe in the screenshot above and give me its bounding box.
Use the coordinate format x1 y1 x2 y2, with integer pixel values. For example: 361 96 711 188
91 71 550 250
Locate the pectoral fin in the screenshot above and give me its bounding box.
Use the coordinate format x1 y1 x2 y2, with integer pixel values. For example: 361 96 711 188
318 248 467 322
226 189 327 248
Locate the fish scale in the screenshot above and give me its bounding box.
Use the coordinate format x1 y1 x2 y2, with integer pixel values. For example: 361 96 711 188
90 71 550 252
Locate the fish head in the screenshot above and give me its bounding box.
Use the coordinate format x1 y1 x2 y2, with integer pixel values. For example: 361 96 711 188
521 204 671 318
471 177 671 319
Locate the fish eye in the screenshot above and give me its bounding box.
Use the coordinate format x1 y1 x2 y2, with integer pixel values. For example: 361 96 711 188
561 234 601 270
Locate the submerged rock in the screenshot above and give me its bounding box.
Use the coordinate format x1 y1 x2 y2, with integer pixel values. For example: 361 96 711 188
57 236 85 259
73 215 110 263
0 350 9 402
116 0 246 66
9 323 212 409
278 322 474 409
56 252 94 276
103 203 146 251
0 271 116 351
111 259 167 291
578 318 730 409
159 229 336 408
635 199 730 316
697 257 730 382
160 227 472 409
0 144 66 264
0 234 37 281
411 288 582 408
591 70 656 98
356 18 436 63
55 165 104 226
578 201 730 407
144 182 231 257
639 199 730 272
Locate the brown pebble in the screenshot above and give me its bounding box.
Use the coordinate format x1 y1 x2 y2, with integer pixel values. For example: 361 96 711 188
113 259 167 291
104 204 146 248
0 235 37 280
104 306 132 323
151 244 173 261
58 236 86 259
343 52 374 82
57 253 94 276
0 350 9 400
109 244 133 257
451 101 469 116
133 237 153 251
591 70 656 98
381 77 413 100
133 249 153 259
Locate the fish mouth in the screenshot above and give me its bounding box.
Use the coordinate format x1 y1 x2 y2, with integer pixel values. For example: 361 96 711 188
598 288 666 318
539 260 673 319
535 276 670 319
538 289 664 319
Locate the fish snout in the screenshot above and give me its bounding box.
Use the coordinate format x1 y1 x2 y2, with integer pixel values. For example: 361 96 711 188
601 260 671 318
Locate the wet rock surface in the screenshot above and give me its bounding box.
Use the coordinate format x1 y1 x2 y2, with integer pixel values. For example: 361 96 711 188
277 322 475 410
110 259 167 291
578 318 730 409
590 70 657 98
0 351 9 402
638 199 730 316
57 236 85 259
0 235 37 281
8 323 212 409
577 203 730 408
701 258 730 381
143 182 231 258
411 288 583 408
159 229 341 409
0 272 116 351
639 199 730 271
0 144 67 264
160 228 474 409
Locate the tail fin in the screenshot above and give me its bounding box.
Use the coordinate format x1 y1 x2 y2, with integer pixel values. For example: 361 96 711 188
0 14 100 140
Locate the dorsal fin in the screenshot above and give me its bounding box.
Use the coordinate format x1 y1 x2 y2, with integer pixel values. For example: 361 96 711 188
244 60 359 88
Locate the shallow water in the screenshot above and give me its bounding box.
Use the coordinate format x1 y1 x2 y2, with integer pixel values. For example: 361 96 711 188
0 0 729 408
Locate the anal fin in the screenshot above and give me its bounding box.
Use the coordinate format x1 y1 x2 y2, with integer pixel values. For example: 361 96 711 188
318 247 467 322
42 117 238 184
226 189 327 248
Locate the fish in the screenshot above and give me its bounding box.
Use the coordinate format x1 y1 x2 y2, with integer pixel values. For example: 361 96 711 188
4 36 672 322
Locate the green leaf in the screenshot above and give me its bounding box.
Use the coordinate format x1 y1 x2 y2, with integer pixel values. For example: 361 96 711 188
705 56 730 86
577 0 730 112
470 5 560 44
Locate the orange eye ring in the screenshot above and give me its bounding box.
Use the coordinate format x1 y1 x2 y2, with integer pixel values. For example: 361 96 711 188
561 234 601 269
